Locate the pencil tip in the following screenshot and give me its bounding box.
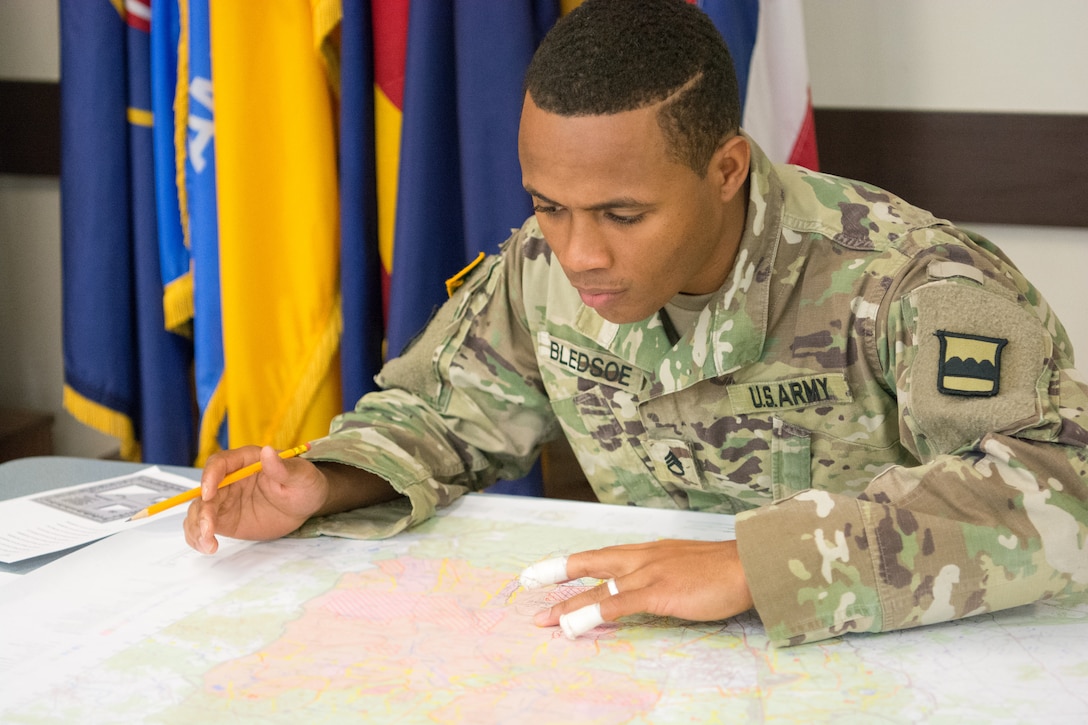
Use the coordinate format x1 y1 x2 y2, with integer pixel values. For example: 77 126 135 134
129 510 148 521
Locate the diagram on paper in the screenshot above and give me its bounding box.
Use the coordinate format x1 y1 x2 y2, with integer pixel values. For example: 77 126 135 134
34 475 190 523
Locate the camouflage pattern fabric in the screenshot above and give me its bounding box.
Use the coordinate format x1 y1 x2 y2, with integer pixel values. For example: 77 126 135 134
302 136 1088 645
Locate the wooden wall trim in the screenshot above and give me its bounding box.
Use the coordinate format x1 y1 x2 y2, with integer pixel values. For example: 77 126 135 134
2 80 1085 228
0 80 60 176
814 108 1088 228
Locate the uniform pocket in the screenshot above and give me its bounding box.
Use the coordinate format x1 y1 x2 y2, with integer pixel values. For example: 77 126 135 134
771 417 812 501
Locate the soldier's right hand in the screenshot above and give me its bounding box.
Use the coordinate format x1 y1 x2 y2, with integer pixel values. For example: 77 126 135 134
184 445 328 554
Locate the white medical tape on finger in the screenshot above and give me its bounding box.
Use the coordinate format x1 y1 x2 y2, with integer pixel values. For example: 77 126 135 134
606 578 619 596
560 602 604 640
518 556 569 589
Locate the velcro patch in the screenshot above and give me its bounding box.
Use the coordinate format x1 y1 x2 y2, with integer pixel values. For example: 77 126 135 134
906 281 1045 456
935 330 1007 397
728 373 852 414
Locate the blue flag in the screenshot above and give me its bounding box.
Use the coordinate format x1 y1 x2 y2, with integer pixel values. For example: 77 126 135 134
186 0 229 458
60 0 194 464
386 1 558 359
149 0 190 332
338 0 385 409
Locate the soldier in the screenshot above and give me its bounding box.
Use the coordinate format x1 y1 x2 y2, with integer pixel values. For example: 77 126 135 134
184 0 1088 645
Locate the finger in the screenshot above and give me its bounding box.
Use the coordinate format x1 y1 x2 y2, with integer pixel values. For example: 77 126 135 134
183 499 219 555
559 589 643 639
521 542 664 590
563 543 659 582
200 446 261 501
532 576 624 626
257 444 290 482
558 578 619 638
198 503 219 554
519 556 570 589
183 500 200 550
560 602 604 639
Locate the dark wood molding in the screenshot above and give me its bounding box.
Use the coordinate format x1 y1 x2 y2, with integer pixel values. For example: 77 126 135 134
0 79 60 176
814 108 1088 228
2 80 1086 228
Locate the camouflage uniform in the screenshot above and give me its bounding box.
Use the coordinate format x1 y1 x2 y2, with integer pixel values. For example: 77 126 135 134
303 136 1088 646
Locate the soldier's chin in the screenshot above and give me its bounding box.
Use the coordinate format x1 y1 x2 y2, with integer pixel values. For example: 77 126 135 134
578 291 653 324
599 307 657 325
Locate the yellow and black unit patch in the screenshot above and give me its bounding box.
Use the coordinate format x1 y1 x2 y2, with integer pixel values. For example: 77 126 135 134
935 330 1007 397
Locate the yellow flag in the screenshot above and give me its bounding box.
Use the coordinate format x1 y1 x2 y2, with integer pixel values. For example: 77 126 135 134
210 0 343 448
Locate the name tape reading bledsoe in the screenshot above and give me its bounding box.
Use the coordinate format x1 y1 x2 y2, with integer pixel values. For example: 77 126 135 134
539 334 644 392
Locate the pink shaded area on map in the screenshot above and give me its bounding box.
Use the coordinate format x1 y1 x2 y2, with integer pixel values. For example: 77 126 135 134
202 557 660 722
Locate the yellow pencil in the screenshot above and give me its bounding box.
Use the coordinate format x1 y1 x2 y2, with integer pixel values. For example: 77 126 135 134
128 442 311 521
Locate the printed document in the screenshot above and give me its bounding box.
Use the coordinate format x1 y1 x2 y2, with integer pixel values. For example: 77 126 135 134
0 467 194 563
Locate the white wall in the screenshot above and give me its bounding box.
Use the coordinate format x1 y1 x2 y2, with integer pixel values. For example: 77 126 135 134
0 0 58 82
803 0 1088 114
1 1 1087 458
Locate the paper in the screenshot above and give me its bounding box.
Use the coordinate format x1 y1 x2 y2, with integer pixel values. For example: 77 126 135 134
0 467 195 563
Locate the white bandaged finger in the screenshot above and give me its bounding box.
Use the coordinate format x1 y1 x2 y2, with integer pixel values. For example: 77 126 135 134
519 556 569 589
606 578 619 596
560 602 604 640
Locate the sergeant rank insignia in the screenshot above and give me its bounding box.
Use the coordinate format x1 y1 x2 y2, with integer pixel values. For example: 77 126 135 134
935 330 1007 397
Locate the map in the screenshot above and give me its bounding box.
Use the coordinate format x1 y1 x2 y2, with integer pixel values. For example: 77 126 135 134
1 493 1086 723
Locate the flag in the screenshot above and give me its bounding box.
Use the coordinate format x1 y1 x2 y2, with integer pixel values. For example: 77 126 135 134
385 1 559 359
186 0 230 459
60 0 194 464
149 0 190 334
699 0 819 168
150 0 229 464
338 0 385 408
369 0 408 334
209 0 343 449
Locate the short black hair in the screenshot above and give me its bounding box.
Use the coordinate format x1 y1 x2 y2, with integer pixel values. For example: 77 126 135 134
524 0 741 175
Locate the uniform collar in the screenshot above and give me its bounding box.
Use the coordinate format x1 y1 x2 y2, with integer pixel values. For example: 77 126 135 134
571 134 785 395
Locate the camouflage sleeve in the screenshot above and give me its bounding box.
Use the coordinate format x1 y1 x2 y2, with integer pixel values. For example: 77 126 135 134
736 233 1088 646
295 226 558 539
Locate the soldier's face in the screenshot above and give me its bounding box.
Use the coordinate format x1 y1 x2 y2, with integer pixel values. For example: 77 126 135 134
518 95 749 324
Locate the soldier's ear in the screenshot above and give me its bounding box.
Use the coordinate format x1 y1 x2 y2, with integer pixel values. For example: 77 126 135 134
711 134 750 204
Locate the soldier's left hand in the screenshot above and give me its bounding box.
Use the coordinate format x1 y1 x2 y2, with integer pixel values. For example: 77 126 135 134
527 539 754 635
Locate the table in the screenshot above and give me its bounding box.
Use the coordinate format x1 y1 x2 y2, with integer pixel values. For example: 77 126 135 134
1 457 1086 723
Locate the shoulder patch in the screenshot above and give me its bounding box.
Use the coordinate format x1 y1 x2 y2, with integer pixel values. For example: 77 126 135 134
905 282 1048 456
445 251 486 297
935 331 1007 397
